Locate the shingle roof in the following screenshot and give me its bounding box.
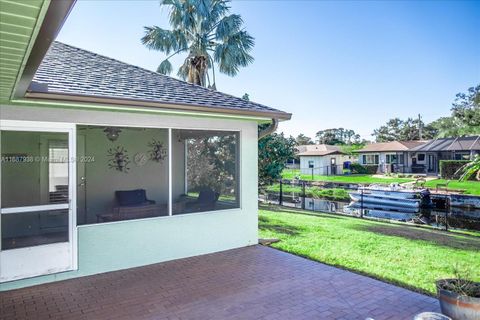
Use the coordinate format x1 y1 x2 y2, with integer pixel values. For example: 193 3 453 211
356 141 426 153
409 136 480 152
297 144 345 156
27 42 291 119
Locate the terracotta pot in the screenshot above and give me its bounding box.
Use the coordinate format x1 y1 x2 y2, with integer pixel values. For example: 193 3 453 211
436 279 480 320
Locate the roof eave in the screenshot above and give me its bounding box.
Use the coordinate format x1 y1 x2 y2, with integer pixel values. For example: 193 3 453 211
13 0 77 99
23 91 292 121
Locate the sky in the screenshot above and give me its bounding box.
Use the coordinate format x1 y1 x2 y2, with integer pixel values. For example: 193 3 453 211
57 0 480 141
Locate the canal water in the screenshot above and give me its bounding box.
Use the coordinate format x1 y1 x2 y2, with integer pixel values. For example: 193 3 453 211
260 191 480 233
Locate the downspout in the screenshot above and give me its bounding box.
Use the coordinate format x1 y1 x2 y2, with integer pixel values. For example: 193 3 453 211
258 118 279 139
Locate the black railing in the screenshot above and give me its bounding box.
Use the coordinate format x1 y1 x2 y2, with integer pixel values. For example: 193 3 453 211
259 179 480 234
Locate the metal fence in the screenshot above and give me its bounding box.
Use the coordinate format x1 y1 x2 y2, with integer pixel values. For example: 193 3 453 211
298 164 346 177
259 179 480 233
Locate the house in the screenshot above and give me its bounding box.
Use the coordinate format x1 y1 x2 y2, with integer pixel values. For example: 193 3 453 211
356 141 426 173
297 144 351 175
0 1 291 290
356 137 480 174
407 136 480 173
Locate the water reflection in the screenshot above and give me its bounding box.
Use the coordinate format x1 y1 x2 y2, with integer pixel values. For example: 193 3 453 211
261 191 480 232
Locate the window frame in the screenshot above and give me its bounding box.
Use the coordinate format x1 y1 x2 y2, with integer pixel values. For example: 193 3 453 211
74 123 242 226
362 154 379 165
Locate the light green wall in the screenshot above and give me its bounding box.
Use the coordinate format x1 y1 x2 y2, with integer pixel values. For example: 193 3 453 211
0 104 259 291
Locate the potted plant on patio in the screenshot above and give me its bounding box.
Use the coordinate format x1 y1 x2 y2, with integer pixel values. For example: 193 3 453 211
436 271 480 320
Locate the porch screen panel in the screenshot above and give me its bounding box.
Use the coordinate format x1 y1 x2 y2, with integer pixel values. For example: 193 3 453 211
171 129 240 215
77 126 169 225
1 131 69 208
1 209 69 250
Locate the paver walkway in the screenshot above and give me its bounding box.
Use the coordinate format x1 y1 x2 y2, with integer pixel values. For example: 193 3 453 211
0 245 440 320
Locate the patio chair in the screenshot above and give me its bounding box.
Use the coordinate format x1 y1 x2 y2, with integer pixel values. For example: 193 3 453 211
108 189 160 221
186 188 220 212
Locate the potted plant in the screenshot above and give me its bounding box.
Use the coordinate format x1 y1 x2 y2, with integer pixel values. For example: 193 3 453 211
436 273 480 320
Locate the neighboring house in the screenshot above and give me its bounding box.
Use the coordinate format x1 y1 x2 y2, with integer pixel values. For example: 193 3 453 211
356 137 480 174
408 136 480 173
356 141 426 173
0 2 290 290
297 144 351 175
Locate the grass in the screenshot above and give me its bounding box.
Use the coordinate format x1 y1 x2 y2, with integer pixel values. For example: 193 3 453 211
424 179 480 196
259 204 480 295
282 169 414 184
265 184 350 200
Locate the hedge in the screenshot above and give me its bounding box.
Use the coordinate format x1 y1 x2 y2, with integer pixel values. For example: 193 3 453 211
439 160 469 179
351 163 378 174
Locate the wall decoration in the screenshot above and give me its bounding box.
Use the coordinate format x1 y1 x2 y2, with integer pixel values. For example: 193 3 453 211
134 152 148 167
104 127 122 142
107 146 130 173
148 139 167 162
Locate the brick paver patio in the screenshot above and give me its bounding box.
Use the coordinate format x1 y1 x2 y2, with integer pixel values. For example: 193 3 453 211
1 245 440 320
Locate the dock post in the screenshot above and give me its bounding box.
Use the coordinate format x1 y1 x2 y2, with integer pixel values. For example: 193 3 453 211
445 194 450 232
302 181 306 210
360 188 364 218
279 180 283 206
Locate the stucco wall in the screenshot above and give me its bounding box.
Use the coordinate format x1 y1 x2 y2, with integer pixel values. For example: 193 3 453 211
299 154 350 175
0 104 259 290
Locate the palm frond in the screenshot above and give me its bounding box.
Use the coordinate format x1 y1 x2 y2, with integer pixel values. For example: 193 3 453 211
456 155 480 181
177 59 190 80
157 59 173 75
214 30 254 76
215 14 243 39
141 26 187 55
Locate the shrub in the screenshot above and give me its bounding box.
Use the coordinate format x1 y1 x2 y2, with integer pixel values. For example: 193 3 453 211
439 160 469 179
351 163 378 174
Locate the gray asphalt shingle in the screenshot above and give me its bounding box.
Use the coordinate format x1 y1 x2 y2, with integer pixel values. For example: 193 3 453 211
28 42 290 118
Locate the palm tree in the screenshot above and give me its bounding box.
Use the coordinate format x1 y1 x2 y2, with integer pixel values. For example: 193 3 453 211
457 154 480 181
141 0 254 88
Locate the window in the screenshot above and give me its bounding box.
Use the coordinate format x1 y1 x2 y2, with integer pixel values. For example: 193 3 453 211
454 153 470 160
386 154 404 164
172 129 240 215
417 154 425 161
362 154 379 165
77 126 169 224
76 126 241 225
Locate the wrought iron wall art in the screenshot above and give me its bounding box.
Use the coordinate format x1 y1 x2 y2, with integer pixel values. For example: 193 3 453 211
148 139 167 162
107 146 131 173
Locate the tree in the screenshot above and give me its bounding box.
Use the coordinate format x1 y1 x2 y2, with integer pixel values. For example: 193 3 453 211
374 85 480 141
315 128 361 145
295 134 314 145
141 0 255 88
451 85 480 128
258 128 296 186
242 93 250 101
186 134 238 195
457 154 480 181
372 117 435 142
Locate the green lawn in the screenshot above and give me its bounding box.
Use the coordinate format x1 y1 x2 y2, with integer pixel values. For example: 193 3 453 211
424 179 480 195
259 205 480 295
282 169 414 184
